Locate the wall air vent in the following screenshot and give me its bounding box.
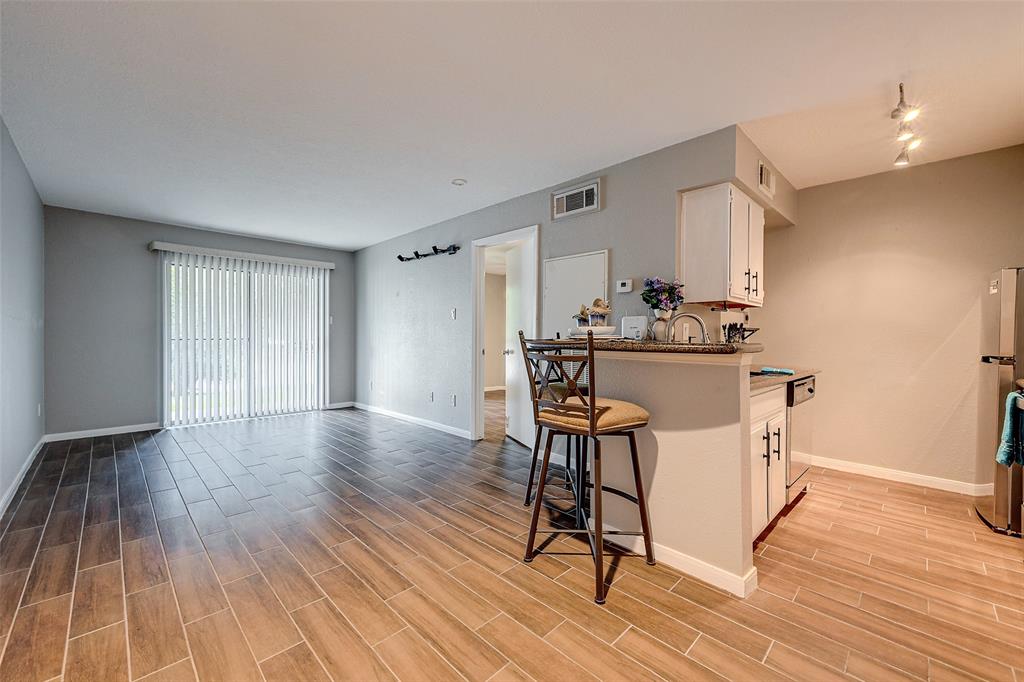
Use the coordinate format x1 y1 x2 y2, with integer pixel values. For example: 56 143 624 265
552 179 601 220
757 161 776 199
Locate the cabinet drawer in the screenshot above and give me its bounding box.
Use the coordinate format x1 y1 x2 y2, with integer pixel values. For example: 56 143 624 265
751 386 785 423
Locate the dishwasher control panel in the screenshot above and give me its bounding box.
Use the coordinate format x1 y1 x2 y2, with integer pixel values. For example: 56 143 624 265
788 376 815 406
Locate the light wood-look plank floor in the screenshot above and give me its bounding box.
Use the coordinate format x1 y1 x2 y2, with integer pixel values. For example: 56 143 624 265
1 405 1021 681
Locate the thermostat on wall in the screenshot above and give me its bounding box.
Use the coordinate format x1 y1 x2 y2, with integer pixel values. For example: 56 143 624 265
616 279 633 293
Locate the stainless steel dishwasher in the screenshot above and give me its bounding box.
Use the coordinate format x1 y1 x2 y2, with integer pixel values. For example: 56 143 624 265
786 376 815 503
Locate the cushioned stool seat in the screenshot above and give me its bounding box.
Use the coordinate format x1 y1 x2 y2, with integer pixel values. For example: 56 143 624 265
539 397 649 434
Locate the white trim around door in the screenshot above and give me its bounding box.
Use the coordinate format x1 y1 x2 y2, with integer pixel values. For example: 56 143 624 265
470 225 539 441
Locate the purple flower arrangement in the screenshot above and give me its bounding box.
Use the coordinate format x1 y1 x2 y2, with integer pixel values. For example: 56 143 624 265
641 277 685 312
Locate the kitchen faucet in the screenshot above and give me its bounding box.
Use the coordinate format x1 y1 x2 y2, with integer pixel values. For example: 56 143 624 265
666 312 710 344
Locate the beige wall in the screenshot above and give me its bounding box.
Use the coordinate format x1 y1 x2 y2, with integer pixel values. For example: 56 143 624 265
484 273 506 389
750 145 1024 485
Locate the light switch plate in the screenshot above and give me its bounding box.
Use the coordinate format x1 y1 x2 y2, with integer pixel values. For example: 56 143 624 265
616 279 633 293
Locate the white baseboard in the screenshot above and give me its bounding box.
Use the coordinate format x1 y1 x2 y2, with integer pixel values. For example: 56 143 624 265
0 436 45 515
484 385 506 392
43 422 162 442
353 402 472 440
803 452 995 497
325 402 355 410
603 524 757 598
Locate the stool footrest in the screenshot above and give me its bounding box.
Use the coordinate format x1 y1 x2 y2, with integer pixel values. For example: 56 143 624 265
582 482 639 505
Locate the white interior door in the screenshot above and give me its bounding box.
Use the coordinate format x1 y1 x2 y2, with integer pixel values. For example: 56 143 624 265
504 242 534 445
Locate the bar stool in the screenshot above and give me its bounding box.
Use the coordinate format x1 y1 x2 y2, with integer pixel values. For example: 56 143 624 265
522 335 586 507
518 331 655 604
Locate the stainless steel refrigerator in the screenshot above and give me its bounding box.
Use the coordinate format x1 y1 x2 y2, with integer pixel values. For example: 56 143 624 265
977 267 1023 536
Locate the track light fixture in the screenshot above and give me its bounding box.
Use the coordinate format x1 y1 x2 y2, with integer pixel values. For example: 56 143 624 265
891 82 923 166
890 82 920 122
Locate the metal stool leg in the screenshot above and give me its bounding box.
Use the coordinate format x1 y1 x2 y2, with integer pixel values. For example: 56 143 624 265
575 435 587 529
628 431 656 565
524 430 555 562
523 425 543 506
563 434 573 488
592 436 605 604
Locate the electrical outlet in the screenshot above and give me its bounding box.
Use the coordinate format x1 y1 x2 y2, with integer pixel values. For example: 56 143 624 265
450 308 457 320
451 394 457 407
37 403 42 418
329 315 334 325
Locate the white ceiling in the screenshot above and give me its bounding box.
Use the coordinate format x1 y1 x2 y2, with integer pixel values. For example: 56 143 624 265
2 2 1021 250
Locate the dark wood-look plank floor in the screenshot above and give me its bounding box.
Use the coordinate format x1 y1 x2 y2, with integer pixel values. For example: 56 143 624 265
1 394 1021 681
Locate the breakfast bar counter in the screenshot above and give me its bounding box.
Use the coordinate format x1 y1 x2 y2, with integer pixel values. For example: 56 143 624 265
583 341 765 596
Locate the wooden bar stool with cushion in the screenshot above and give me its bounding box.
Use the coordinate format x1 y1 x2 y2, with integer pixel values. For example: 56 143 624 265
522 337 587 507
518 331 656 604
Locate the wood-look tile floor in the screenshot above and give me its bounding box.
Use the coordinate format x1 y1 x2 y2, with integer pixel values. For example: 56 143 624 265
1 406 1022 682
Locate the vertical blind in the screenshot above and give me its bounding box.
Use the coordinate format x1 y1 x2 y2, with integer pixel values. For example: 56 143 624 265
160 249 330 426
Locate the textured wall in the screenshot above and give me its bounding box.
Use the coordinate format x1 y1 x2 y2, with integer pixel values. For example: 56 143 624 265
44 208 356 433
750 145 1024 484
1 118 45 505
354 127 745 430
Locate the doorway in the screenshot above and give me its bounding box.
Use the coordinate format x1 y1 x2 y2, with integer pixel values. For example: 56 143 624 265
470 225 539 443
483 250 510 441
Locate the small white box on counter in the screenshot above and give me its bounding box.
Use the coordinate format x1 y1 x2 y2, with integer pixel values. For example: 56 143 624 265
621 315 648 340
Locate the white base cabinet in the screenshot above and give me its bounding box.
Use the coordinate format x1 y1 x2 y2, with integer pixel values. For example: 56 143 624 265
750 387 788 538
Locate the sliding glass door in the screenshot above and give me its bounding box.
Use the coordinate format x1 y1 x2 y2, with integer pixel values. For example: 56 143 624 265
160 250 329 426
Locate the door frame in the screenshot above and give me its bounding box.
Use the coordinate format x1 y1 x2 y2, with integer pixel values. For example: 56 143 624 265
470 224 540 441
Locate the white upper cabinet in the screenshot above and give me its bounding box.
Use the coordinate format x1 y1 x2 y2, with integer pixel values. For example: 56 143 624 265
678 182 765 308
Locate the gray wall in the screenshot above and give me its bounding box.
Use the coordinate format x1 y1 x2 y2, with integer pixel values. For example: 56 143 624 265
44 208 356 433
1 117 45 504
484 273 506 388
355 126 748 430
750 145 1024 485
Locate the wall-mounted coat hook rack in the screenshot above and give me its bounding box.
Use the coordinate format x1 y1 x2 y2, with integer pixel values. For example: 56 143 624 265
397 243 460 262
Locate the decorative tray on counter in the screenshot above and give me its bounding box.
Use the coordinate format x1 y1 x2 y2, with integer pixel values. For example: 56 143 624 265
569 325 618 336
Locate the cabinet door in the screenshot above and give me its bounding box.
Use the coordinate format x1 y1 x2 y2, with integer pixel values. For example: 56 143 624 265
750 421 769 536
728 189 750 302
747 201 765 306
767 413 788 520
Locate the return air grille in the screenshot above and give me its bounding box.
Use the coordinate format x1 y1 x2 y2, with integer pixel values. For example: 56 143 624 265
552 179 600 220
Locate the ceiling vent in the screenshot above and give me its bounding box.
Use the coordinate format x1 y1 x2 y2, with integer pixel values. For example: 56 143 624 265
552 179 600 220
757 161 776 199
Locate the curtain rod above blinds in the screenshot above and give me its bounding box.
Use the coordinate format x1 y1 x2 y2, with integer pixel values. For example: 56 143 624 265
148 241 336 270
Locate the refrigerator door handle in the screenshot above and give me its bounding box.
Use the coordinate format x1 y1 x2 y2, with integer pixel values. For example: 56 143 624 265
981 355 1015 365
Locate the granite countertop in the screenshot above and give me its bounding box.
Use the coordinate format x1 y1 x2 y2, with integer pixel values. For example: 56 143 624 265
749 365 819 395
591 339 764 354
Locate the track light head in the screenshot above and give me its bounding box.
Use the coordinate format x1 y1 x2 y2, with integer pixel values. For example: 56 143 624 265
890 83 920 122
894 147 910 166
896 121 915 142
